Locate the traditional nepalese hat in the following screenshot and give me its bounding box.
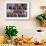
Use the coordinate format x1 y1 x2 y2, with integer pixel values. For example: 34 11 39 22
40 6 46 9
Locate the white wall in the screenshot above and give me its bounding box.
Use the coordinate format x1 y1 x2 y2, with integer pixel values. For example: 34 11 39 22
0 0 46 41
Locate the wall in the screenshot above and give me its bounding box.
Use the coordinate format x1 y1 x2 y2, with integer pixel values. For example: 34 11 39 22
0 0 46 41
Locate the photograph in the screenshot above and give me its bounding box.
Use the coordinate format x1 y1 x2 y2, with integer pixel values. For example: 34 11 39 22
5 2 29 19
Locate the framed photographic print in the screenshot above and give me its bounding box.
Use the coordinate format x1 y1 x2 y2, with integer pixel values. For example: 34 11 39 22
4 1 29 20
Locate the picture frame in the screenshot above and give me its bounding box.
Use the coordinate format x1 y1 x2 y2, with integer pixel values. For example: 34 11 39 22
4 1 29 20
